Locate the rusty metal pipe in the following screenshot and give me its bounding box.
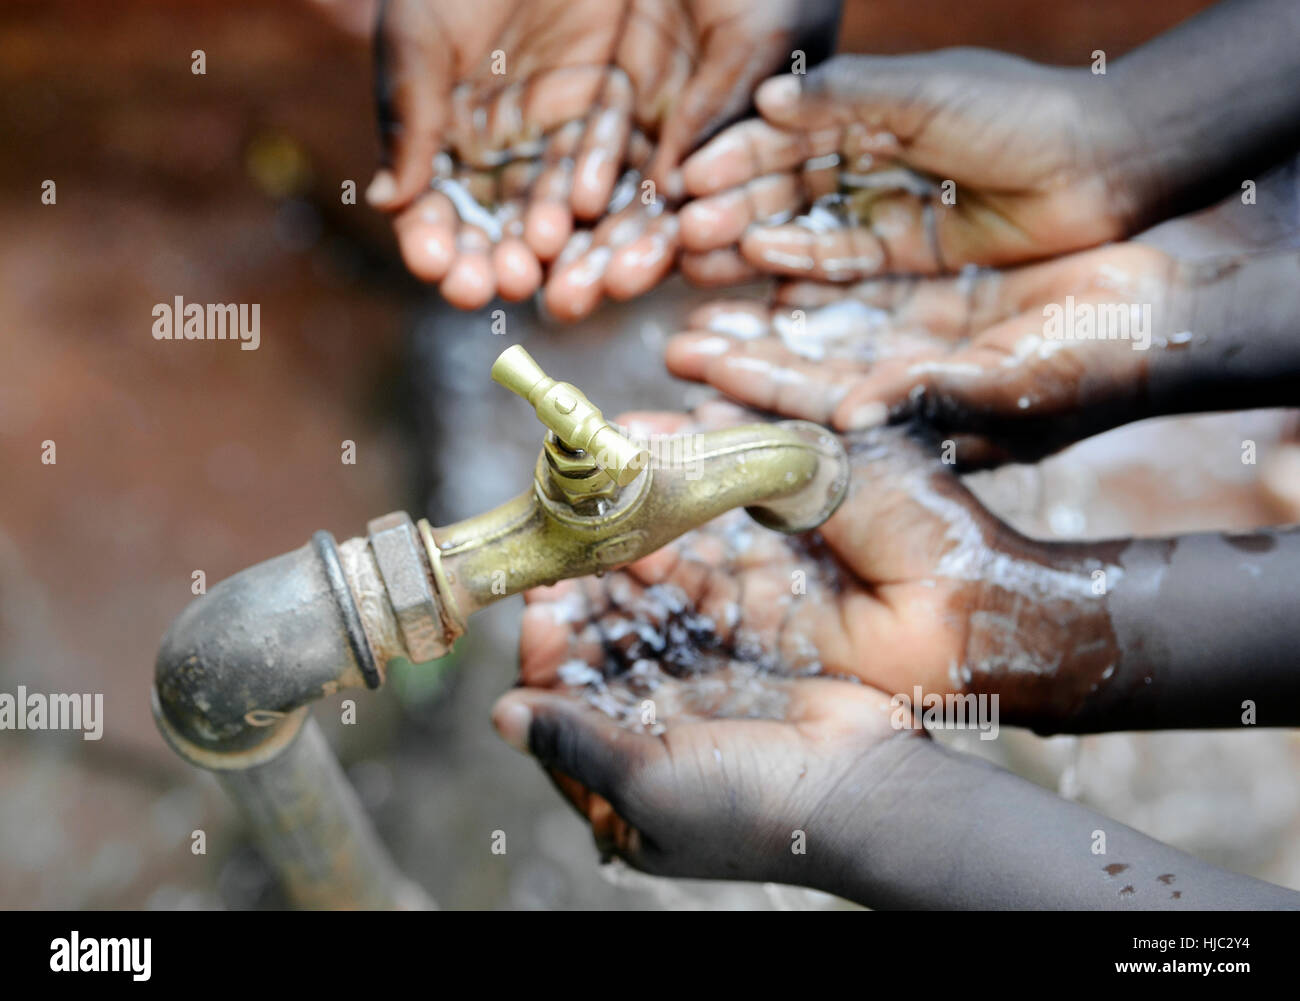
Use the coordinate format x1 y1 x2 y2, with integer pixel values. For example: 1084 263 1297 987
152 529 432 909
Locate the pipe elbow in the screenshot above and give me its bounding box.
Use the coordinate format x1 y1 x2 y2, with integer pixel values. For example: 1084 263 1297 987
153 531 379 769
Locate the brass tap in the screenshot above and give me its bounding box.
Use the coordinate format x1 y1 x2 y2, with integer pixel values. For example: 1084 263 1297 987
491 344 648 489
425 345 851 633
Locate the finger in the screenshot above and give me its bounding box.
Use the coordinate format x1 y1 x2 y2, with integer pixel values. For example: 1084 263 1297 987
370 0 448 209
542 197 657 318
519 587 607 688
440 224 497 310
773 273 996 340
519 592 584 678
780 184 1039 276
740 220 888 282
394 190 458 282
611 409 693 438
946 433 1015 470
524 159 577 262
679 247 760 287
680 172 803 253
604 213 679 301
626 129 655 174
498 159 543 204
448 65 610 167
665 331 852 424
571 69 634 221
493 237 543 302
520 119 584 260
754 57 935 143
683 299 773 340
616 13 693 148
542 232 609 321
754 55 995 182
543 770 634 857
491 691 653 808
469 66 612 164
682 118 840 198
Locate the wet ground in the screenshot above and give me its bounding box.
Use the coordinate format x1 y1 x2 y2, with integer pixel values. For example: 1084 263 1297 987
4 0 1298 910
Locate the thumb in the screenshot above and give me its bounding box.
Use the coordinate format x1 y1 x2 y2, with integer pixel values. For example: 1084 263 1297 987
492 690 652 807
755 53 947 148
369 0 449 210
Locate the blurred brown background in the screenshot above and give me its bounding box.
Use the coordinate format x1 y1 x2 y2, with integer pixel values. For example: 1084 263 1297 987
4 0 1298 910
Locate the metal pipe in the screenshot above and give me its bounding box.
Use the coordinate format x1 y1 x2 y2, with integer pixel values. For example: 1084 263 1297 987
216 717 429 910
152 530 432 909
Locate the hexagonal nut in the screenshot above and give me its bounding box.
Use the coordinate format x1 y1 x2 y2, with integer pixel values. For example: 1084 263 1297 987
544 436 620 504
366 512 444 664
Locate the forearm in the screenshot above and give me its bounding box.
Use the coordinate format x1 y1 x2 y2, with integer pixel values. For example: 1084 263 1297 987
1107 0 1300 226
1085 527 1300 731
1146 250 1300 418
816 737 1300 909
985 527 1300 734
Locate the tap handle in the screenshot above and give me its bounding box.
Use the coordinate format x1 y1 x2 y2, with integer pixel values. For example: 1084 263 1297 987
491 345 649 487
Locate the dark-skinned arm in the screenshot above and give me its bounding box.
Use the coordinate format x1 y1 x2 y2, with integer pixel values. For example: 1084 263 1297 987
1107 0 1300 228
816 736 1300 909
967 525 1300 734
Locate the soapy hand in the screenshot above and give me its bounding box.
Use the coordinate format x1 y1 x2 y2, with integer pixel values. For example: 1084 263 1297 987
666 243 1180 466
369 0 841 317
678 50 1144 282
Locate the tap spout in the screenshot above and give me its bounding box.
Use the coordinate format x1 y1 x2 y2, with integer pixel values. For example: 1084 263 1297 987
433 420 849 617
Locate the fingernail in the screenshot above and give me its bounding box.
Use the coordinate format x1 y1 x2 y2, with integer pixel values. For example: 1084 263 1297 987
494 700 532 754
743 227 815 272
365 170 397 206
757 76 800 114
845 401 888 429
681 199 732 245
686 335 734 356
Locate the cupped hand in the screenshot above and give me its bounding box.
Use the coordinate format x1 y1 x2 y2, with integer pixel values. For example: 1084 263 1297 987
667 243 1179 465
370 0 842 316
493 405 1115 875
493 660 905 886
679 49 1144 282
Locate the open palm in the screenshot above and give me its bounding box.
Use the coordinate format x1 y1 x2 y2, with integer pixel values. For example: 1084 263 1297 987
667 243 1178 464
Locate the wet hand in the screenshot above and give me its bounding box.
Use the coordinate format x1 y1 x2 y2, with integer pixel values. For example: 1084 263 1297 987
679 50 1144 282
495 406 1116 874
493 406 912 881
368 0 841 316
667 243 1180 465
493 661 905 886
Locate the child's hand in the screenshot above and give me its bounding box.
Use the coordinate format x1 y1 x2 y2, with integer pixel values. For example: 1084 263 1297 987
497 409 1300 899
493 660 906 886
678 50 1143 281
369 0 841 317
496 406 1118 864
667 243 1179 465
